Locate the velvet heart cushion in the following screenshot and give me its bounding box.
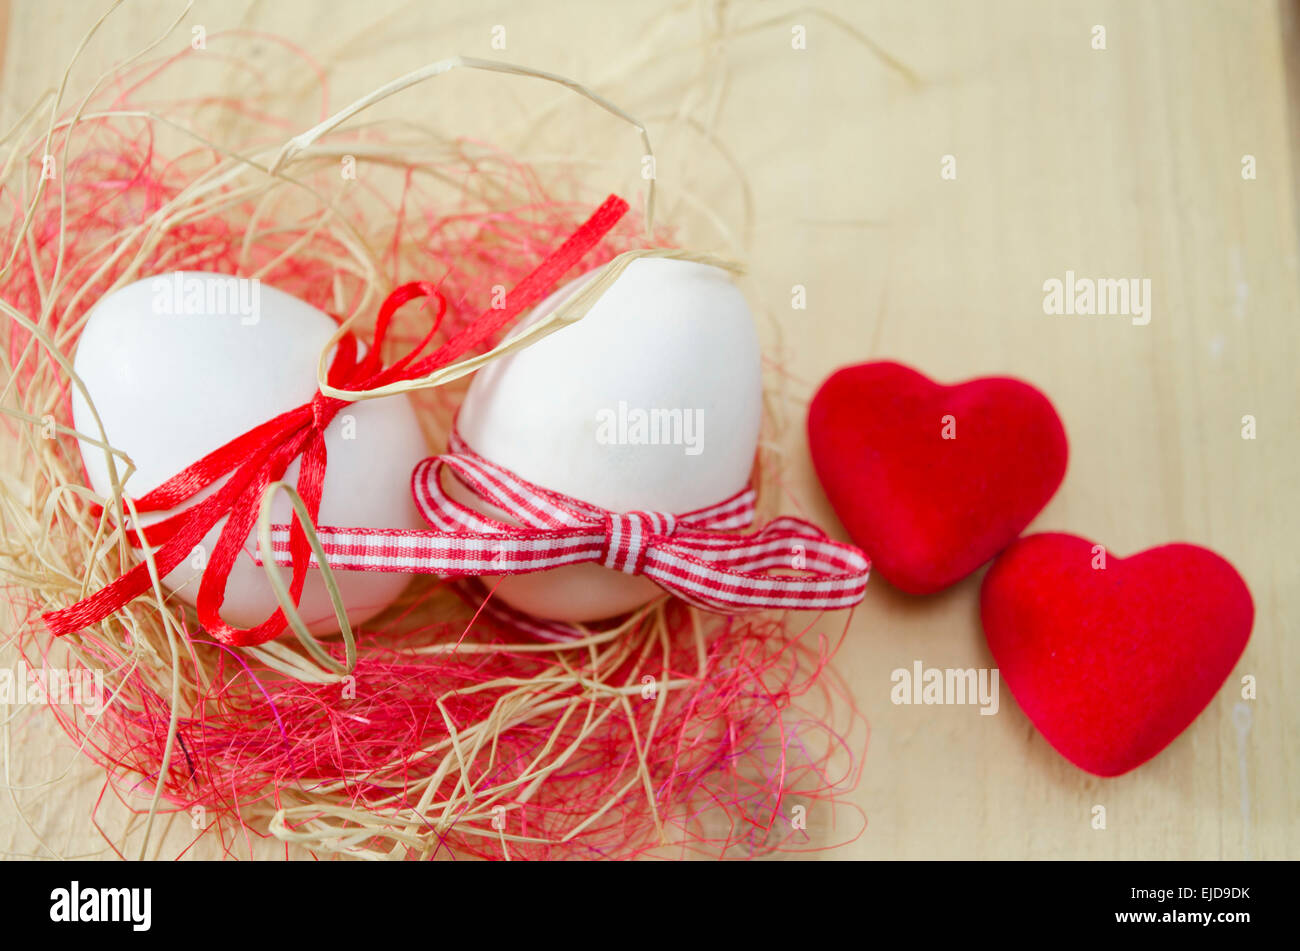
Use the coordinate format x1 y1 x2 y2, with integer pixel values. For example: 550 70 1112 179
981 533 1253 776
807 361 1068 594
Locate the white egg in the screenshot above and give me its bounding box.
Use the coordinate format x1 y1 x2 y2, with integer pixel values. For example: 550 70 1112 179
455 257 763 622
72 271 429 634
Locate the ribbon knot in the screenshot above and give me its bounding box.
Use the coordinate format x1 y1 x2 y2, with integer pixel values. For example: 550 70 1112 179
600 510 676 574
310 391 341 432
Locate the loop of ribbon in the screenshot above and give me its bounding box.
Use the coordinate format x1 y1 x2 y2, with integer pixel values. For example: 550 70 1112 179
44 194 632 646
259 429 872 617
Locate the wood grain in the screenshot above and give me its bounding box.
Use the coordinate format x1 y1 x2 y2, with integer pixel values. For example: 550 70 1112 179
0 0 1295 860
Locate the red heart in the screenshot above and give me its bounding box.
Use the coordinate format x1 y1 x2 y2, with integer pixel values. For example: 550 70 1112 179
981 533 1253 776
807 361 1068 593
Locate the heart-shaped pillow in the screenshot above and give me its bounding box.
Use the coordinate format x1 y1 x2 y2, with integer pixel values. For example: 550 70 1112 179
981 532 1253 776
807 361 1068 594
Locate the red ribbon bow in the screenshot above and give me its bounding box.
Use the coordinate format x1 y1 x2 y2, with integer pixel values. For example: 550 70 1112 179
44 195 631 646
262 428 872 616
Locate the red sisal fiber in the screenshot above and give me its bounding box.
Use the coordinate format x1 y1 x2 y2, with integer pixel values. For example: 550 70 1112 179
21 594 865 860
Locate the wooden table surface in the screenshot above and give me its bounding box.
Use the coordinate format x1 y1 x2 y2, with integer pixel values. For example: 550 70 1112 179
1 0 1295 860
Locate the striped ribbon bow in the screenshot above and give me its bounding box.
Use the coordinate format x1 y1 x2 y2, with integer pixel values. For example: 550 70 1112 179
268 429 872 616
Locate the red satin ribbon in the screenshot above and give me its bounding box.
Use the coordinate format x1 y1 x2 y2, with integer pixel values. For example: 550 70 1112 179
44 194 630 646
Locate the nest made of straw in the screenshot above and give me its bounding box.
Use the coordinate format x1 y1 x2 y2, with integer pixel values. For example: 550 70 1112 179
0 20 867 860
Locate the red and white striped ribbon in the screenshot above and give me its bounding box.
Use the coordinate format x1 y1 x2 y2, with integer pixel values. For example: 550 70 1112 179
265 429 870 618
